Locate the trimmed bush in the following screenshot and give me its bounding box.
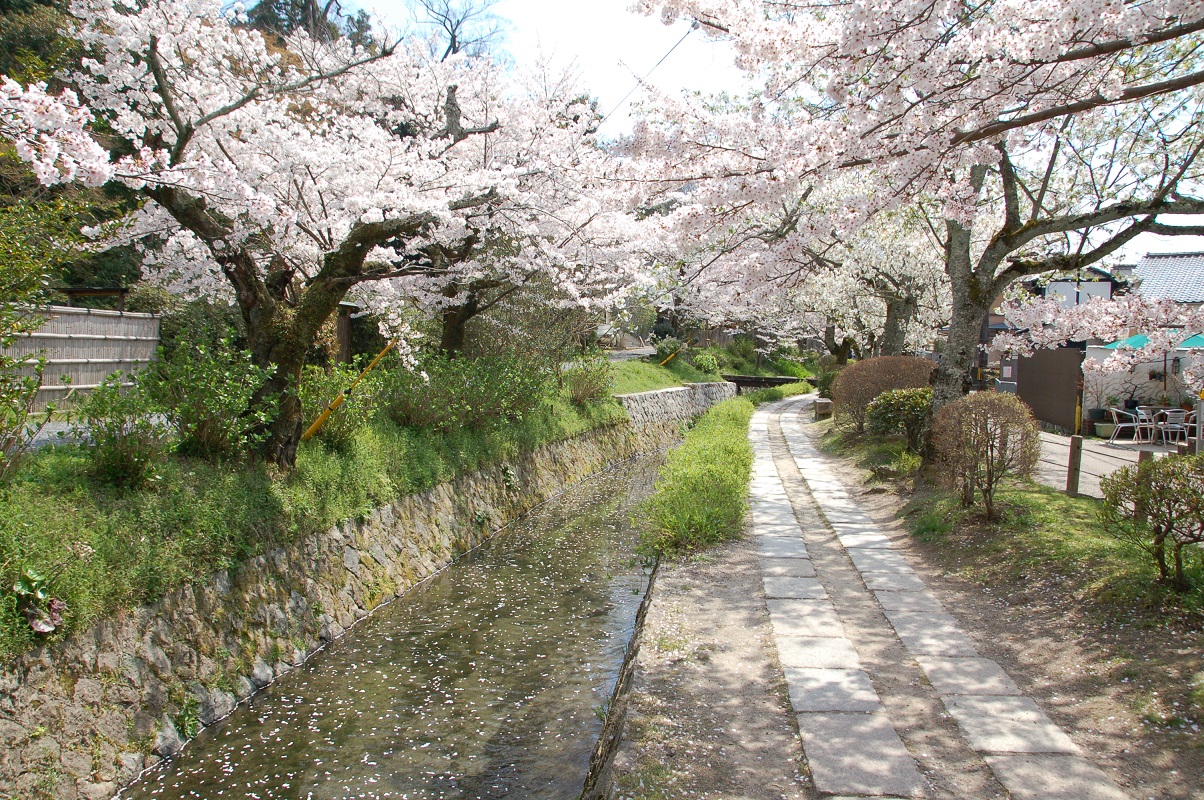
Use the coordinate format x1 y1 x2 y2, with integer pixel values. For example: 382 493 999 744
830 355 934 431
1100 454 1204 592
641 397 755 554
866 387 933 453
689 351 720 375
930 392 1040 519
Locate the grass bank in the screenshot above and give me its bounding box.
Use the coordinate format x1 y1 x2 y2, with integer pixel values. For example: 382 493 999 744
610 358 721 394
0 394 626 660
641 382 811 554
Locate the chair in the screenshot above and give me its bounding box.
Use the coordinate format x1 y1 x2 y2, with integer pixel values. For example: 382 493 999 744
1159 409 1190 444
1108 408 1152 443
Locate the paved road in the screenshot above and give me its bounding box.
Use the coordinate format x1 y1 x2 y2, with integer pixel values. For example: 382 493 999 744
1035 431 1175 499
749 395 1130 800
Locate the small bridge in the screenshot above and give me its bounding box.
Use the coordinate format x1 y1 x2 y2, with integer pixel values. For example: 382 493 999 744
722 374 803 395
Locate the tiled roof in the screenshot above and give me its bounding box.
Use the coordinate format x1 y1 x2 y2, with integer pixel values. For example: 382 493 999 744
1133 252 1204 303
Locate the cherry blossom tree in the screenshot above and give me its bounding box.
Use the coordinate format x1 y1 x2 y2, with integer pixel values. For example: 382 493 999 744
0 0 636 465
635 173 949 360
997 292 1204 394
629 0 1204 408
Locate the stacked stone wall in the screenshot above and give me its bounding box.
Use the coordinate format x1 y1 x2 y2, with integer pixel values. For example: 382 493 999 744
616 382 737 426
0 385 733 799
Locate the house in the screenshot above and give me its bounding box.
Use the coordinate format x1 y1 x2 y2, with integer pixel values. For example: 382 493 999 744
1070 253 1204 424
1113 251 1204 307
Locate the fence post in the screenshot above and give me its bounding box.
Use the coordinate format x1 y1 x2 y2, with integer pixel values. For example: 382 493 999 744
1135 450 1152 527
1066 435 1083 496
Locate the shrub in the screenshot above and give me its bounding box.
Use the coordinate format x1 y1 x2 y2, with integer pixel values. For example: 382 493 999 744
563 354 614 405
298 361 387 451
743 381 812 406
73 373 170 488
689 351 721 375
830 355 934 431
804 352 843 399
1100 454 1204 592
386 352 552 432
655 337 686 363
866 387 933 453
142 340 274 459
641 398 755 554
930 392 1040 520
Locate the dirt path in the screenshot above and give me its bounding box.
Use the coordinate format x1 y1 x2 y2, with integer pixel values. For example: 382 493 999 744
608 397 1202 800
608 535 810 800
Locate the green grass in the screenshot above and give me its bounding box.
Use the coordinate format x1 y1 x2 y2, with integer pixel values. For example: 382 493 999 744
741 381 813 405
818 426 922 480
640 397 756 555
639 385 810 556
902 482 1204 620
0 393 627 660
611 357 722 394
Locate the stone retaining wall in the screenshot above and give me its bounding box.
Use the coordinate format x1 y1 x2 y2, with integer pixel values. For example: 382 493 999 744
0 386 731 800
616 381 737 427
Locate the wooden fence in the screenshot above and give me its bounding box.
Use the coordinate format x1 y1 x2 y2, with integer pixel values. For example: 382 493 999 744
6 305 160 410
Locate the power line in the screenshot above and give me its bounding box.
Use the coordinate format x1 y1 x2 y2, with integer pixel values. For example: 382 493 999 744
602 23 696 123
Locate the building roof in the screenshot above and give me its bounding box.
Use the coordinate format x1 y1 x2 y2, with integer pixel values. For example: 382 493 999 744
1132 252 1204 303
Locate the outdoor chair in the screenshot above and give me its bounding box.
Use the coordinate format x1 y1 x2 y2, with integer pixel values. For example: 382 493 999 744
1159 409 1190 445
1107 407 1152 444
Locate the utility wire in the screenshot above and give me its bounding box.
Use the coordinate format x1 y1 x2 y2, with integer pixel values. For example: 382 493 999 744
601 22 697 123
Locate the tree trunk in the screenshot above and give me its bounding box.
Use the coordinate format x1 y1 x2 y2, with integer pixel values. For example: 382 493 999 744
824 325 858 365
438 292 480 355
931 214 998 412
880 294 918 356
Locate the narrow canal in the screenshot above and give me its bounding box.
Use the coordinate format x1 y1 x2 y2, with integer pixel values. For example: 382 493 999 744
120 457 658 800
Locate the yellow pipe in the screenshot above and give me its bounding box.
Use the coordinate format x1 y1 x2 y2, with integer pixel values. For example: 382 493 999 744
658 338 694 367
301 339 397 442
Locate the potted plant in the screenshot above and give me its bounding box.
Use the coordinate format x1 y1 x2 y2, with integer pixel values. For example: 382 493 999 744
1083 374 1109 422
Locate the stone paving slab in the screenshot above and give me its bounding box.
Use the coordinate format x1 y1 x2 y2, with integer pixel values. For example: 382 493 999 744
784 668 882 712
846 548 914 573
835 530 895 549
915 655 1022 696
862 571 927 591
758 536 811 559
763 576 828 599
943 695 1080 754
984 754 1131 800
776 636 862 669
767 599 845 637
761 557 817 578
874 590 944 613
797 712 926 798
883 609 979 656
822 510 880 526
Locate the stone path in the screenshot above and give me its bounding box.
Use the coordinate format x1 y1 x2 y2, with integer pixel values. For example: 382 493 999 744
750 396 1131 800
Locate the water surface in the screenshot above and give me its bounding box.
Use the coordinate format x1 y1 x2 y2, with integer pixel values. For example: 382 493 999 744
121 458 656 800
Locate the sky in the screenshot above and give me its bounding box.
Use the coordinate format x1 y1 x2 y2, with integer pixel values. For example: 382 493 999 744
373 0 749 135
370 0 1203 263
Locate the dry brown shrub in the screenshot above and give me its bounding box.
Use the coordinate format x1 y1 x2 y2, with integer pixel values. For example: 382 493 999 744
830 356 934 432
930 392 1040 519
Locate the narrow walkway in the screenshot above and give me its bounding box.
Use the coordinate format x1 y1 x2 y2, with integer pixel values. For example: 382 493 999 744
751 396 1131 800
